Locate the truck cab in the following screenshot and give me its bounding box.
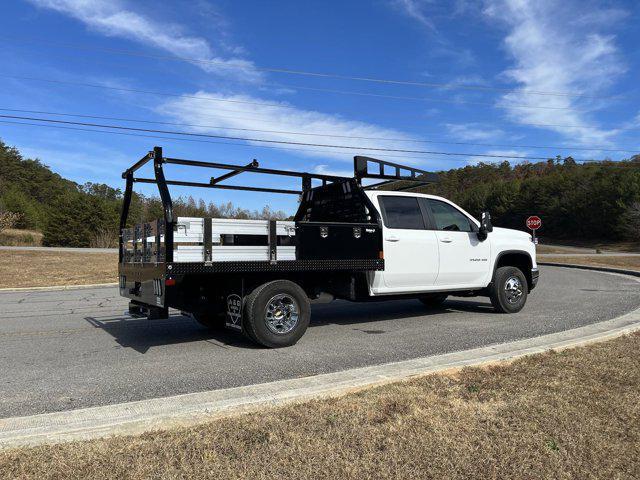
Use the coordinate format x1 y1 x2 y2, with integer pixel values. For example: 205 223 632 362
366 191 538 310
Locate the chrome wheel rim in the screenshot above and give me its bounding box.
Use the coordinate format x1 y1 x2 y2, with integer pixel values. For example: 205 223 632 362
264 294 299 335
504 276 523 304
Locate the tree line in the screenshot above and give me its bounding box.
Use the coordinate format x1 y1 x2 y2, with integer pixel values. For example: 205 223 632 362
416 156 640 241
1 139 639 247
0 140 287 247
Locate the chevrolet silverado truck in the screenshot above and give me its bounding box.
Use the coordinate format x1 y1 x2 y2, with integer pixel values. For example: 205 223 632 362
119 147 539 348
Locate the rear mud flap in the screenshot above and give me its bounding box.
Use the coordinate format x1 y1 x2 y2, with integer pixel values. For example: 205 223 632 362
225 293 243 332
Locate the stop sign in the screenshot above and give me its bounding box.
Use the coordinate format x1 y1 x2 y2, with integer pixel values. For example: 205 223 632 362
526 216 542 230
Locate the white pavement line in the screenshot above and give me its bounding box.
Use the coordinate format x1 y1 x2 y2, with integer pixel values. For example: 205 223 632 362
1 306 639 450
0 283 117 292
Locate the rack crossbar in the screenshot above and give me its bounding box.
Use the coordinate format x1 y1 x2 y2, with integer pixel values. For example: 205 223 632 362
164 157 344 183
133 177 301 195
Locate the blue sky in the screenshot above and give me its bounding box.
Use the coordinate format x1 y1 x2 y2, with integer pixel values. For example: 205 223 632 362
0 0 639 213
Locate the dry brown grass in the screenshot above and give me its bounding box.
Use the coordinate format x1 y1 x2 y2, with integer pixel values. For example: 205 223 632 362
0 251 117 288
2 333 639 479
538 241 640 253
0 229 43 247
536 244 587 254
540 254 640 272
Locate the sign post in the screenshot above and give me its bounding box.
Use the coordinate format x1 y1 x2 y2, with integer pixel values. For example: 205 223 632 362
526 216 542 244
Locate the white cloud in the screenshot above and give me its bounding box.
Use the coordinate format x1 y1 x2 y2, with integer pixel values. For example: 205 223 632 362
313 164 354 178
391 0 437 31
157 91 421 161
445 123 504 141
26 0 261 81
389 0 476 66
447 74 491 87
17 142 130 180
483 0 627 145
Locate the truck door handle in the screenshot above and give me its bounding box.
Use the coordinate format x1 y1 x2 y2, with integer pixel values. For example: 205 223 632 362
385 235 400 242
440 237 453 243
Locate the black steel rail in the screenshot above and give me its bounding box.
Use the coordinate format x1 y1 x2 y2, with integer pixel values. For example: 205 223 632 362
118 146 439 265
354 155 439 184
133 178 302 195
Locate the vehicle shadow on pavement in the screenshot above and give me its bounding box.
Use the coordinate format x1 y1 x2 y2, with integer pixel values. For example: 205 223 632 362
84 299 495 353
310 299 495 326
83 314 257 353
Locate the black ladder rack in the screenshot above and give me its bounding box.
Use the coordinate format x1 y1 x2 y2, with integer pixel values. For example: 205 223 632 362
354 156 439 190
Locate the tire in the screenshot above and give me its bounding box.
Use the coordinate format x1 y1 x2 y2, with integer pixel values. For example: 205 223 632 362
419 293 448 308
490 266 528 313
243 280 311 348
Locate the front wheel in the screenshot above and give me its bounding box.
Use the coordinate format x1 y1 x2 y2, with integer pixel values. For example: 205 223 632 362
490 266 528 313
243 280 311 348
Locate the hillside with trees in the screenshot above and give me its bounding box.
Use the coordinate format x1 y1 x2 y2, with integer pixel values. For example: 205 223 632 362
0 140 287 247
1 139 639 246
415 156 640 241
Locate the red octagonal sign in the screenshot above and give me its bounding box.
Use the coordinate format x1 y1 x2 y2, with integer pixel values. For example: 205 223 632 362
526 216 542 230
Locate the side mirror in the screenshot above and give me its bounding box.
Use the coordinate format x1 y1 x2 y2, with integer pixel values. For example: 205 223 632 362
477 211 493 241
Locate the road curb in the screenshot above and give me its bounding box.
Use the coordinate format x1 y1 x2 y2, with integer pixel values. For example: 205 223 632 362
1 265 639 449
0 283 117 293
537 262 640 277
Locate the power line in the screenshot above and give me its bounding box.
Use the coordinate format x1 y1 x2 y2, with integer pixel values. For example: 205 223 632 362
0 119 452 163
3 74 635 132
1 107 637 154
2 37 623 100
0 74 594 113
262 82 602 111
0 75 299 110
1 119 636 169
0 113 626 163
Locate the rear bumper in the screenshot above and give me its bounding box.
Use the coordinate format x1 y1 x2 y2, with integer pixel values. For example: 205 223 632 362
530 267 540 290
118 263 168 308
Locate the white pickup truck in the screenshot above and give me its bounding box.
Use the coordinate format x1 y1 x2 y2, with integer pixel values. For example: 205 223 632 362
366 190 538 311
119 149 539 348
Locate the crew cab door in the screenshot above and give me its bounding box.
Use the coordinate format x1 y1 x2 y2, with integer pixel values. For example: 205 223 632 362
375 195 439 292
422 198 491 288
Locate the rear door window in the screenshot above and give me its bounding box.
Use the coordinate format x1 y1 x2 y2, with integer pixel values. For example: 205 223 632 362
427 199 473 232
379 196 425 230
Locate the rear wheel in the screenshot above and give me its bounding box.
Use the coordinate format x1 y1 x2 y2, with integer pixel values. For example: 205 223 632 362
419 293 448 308
490 266 528 313
244 280 310 348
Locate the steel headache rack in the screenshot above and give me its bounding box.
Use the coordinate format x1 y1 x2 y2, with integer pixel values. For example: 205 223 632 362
118 147 438 311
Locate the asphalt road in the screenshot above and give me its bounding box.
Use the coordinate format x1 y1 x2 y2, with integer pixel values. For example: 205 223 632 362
1 266 639 418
